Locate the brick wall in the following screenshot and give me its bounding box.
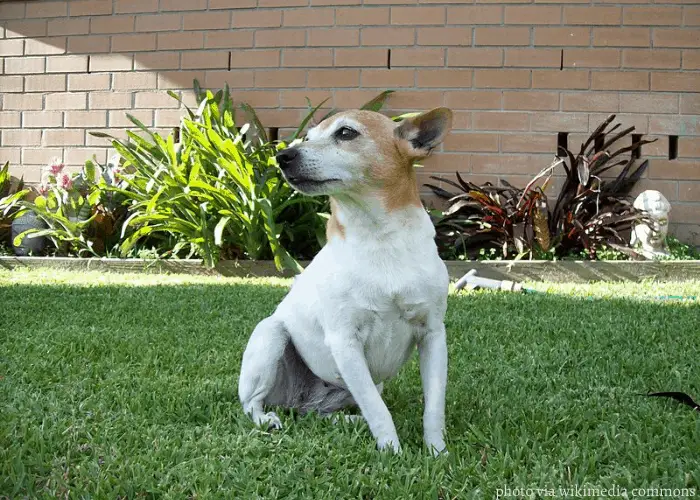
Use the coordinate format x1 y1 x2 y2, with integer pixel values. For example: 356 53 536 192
1 0 699 243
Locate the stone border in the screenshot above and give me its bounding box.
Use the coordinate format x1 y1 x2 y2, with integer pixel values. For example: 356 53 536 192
2 256 700 282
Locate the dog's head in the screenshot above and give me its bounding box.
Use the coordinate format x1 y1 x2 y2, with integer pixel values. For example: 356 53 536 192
276 108 452 206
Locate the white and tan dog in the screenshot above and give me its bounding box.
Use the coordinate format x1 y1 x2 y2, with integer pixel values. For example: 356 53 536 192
238 107 453 454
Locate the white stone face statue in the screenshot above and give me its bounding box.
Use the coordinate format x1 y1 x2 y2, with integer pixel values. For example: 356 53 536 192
630 190 671 258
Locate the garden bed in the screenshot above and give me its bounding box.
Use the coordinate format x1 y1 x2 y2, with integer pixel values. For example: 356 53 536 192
2 256 700 283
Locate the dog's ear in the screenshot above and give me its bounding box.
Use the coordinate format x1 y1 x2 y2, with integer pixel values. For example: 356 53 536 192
395 107 453 158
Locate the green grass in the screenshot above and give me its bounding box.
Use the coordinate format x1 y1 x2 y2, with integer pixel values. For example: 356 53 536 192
1 270 699 499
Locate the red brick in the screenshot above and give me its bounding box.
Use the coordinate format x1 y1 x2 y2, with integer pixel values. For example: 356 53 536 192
389 91 444 109
4 57 45 74
564 6 621 25
3 94 44 111
651 72 700 91
505 48 561 68
89 92 133 109
416 69 472 88
530 113 589 132
684 50 700 70
444 133 499 153
283 48 333 67
649 116 700 135
281 90 331 108
620 94 679 114
25 74 66 93
505 6 561 25
622 49 681 69
649 160 700 181
679 182 700 201
157 32 204 50
206 70 255 88
255 29 306 48
417 27 471 46
534 27 590 46
334 89 390 109
392 47 445 67
210 0 256 8
112 34 157 52
155 110 186 127
503 91 559 111
48 18 90 36
65 111 107 128
25 38 66 56
231 49 280 68
361 27 414 46
0 40 24 57
46 55 88 73
5 20 48 38
448 48 503 67
26 1 68 18
65 148 108 166
134 52 180 71
249 109 304 128
233 10 282 28
206 31 254 49
134 92 181 109
562 92 619 112
0 148 21 166
284 9 334 27
391 7 445 25
312 0 361 4
564 48 620 68
254 69 306 88
532 70 590 89
308 69 360 88
108 110 153 128
69 1 112 16
228 90 280 108
473 112 530 131
183 12 231 31
115 0 158 14
445 91 502 110
475 27 531 46
0 76 23 93
502 134 557 154
623 7 681 25
474 69 530 88
3 130 42 146
654 29 700 48
591 71 650 91
135 14 181 32
113 72 158 90
68 35 110 53
160 0 206 11
446 6 502 25
89 54 133 72
361 69 415 88
90 15 134 34
334 48 387 67
337 7 390 25
680 94 700 114
21 148 63 167
45 92 87 110
471 154 551 176
0 112 21 128
0 3 25 20
679 138 700 159
309 28 359 46
182 51 230 70
68 73 110 91
593 28 650 47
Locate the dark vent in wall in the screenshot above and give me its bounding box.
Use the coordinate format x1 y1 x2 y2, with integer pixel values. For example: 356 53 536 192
668 135 678 160
387 48 391 70
268 127 279 142
173 127 180 143
557 132 568 155
631 134 643 159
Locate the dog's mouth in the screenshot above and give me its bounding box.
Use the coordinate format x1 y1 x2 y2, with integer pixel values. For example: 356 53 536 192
284 175 342 193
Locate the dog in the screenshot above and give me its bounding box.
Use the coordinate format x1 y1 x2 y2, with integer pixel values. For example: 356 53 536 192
238 107 453 454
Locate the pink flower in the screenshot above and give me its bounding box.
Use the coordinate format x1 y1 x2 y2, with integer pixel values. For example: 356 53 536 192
57 173 73 191
49 160 64 176
37 184 49 196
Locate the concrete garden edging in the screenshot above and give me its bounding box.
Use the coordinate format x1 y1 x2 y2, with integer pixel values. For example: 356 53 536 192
2 256 700 283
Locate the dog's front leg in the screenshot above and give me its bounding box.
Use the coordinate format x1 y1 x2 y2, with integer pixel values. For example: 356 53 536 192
326 334 400 452
418 322 448 456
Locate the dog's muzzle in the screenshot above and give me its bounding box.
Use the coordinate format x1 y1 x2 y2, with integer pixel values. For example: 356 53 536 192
276 147 300 173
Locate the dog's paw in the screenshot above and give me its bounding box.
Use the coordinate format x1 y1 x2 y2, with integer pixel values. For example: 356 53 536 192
425 439 448 457
377 436 401 454
255 411 282 431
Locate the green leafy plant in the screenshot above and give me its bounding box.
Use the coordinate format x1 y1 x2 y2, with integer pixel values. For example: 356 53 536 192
11 159 101 256
427 114 655 260
0 162 30 247
91 82 392 270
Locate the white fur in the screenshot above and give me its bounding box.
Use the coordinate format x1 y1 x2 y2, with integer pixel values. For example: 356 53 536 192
238 109 451 455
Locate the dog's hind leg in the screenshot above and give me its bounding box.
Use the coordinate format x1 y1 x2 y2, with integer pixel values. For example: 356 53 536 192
238 316 289 430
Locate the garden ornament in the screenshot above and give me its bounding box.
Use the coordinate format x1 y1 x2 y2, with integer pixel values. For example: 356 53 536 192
630 190 671 259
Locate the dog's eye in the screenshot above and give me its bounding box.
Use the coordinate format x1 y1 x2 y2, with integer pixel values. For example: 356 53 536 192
335 126 359 141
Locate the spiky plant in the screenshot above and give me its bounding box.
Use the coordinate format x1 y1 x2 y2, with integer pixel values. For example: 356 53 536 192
427 114 655 260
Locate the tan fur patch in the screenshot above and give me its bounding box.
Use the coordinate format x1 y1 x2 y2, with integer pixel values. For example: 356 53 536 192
326 198 346 240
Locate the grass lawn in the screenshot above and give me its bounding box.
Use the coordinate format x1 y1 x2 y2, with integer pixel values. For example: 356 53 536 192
1 269 699 498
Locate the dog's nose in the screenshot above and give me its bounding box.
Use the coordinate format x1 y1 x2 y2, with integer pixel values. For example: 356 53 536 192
276 148 299 171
